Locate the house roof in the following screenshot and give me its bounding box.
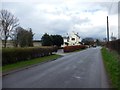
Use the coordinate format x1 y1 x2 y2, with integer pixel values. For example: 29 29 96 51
75 34 80 38
63 36 69 39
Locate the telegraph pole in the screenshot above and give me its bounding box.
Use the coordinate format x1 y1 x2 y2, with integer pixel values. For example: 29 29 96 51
107 16 109 42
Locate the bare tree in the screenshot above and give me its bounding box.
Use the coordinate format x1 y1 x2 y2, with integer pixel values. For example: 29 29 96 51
0 9 19 48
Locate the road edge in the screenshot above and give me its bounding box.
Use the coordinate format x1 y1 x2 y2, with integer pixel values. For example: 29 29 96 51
2 55 63 76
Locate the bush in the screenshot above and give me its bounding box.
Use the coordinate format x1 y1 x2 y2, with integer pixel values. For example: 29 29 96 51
63 45 86 52
2 46 58 65
107 39 120 54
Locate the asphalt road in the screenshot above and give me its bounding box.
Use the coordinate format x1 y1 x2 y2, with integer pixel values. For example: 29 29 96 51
3 47 109 88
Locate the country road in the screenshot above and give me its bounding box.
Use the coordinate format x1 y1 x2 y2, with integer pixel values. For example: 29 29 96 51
3 47 109 88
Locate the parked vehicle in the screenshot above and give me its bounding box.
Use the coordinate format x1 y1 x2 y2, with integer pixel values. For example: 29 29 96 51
92 45 96 47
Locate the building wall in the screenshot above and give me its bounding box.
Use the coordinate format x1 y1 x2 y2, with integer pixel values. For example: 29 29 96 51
69 34 77 45
62 38 68 47
69 32 81 46
62 32 81 47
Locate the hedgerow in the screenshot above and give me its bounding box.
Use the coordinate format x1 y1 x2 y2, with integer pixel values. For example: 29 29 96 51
2 46 58 65
106 39 120 54
63 45 86 52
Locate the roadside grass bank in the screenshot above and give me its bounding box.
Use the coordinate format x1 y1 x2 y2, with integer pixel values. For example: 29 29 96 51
101 47 120 89
2 54 61 73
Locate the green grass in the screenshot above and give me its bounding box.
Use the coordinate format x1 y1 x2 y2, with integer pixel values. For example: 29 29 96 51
101 47 120 89
2 54 61 73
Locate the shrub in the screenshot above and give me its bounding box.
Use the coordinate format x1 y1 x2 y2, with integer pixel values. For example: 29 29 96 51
107 39 120 54
63 45 86 52
2 46 58 65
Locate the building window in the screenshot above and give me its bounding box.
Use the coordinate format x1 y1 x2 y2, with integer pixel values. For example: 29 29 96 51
72 38 75 40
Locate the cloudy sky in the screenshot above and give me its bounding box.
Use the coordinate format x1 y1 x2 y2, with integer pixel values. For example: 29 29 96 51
1 0 119 40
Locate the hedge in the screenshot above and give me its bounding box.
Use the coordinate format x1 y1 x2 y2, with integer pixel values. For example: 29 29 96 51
107 39 120 54
2 46 58 65
63 45 86 52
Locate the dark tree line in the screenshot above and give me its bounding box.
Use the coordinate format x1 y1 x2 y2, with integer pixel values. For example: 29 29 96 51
41 33 63 47
82 37 102 46
82 37 94 45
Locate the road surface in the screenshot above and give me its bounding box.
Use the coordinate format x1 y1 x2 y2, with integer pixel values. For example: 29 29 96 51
3 47 109 88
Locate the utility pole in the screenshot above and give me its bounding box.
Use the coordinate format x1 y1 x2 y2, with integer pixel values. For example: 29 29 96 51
107 16 109 42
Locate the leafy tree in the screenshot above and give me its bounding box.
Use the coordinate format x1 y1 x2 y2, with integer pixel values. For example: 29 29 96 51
41 33 53 46
51 35 63 47
17 27 26 47
13 27 34 47
0 9 19 48
26 28 34 47
41 34 63 47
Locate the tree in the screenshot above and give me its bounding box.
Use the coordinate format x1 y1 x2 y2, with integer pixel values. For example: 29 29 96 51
0 9 19 48
41 34 64 47
51 35 63 47
13 27 34 47
82 37 94 46
12 27 20 47
26 28 34 47
96 39 101 46
17 27 26 47
41 33 53 46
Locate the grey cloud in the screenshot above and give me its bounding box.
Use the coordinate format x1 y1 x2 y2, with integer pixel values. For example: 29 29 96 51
94 2 118 15
1 1 118 40
77 26 107 39
71 16 90 25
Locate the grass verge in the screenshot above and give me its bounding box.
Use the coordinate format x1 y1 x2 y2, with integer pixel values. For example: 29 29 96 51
2 54 61 73
101 47 120 89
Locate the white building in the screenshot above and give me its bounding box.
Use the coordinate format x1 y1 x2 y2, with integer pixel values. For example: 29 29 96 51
62 31 82 47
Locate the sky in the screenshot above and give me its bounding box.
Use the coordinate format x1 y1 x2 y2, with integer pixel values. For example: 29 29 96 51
1 0 119 40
